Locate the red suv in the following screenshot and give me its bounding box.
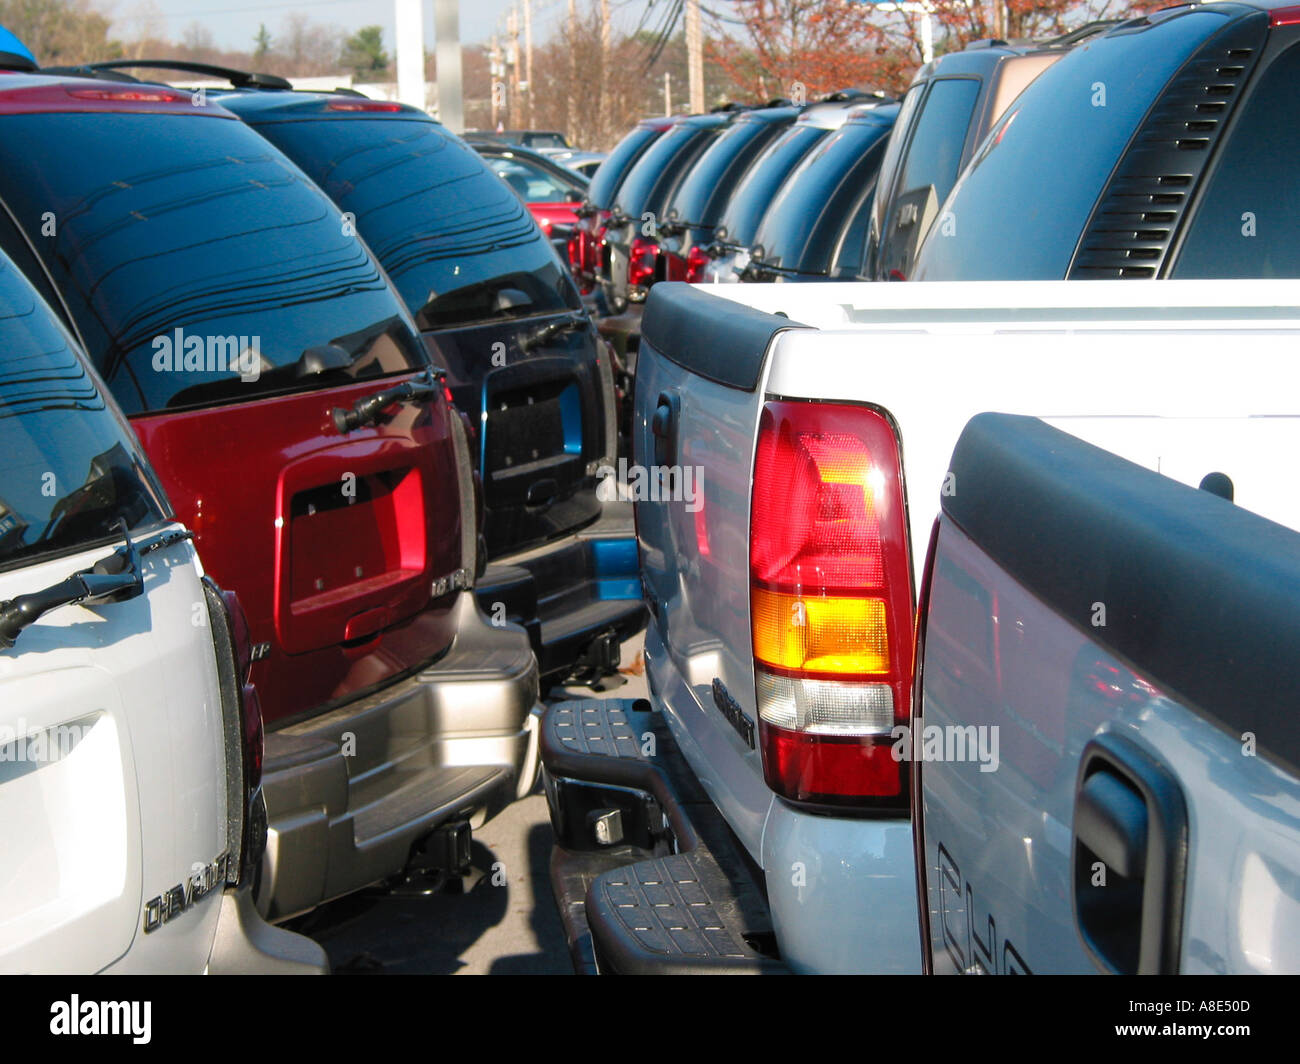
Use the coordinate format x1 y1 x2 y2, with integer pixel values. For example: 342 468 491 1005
0 75 541 921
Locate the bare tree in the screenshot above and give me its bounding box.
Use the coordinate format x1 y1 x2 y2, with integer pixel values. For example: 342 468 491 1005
0 0 121 64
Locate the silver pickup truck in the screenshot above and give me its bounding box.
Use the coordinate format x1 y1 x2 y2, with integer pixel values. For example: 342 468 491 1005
536 278 1300 973
917 413 1300 974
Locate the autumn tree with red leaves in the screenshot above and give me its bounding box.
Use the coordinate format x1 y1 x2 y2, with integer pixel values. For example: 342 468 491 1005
710 0 1165 98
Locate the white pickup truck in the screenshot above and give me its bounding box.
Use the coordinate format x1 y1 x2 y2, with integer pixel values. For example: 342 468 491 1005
537 278 1300 974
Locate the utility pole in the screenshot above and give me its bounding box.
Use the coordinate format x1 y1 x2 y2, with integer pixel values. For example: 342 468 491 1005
507 5 520 129
598 0 611 136
524 0 534 127
435 0 464 133
686 0 703 113
490 35 503 129
566 0 577 140
664 71 671 116
394 0 425 111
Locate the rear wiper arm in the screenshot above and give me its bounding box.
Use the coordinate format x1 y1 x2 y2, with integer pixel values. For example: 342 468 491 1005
519 313 587 353
0 521 144 650
332 368 446 434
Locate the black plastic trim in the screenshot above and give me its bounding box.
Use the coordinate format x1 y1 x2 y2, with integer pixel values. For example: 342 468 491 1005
943 412 1300 776
640 283 808 392
1068 11 1268 279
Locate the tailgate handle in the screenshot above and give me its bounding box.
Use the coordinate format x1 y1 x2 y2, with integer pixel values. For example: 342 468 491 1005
1072 734 1187 975
526 478 559 511
652 391 680 468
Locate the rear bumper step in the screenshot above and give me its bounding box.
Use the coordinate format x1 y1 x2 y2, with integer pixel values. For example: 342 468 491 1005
541 697 787 974
478 501 646 683
257 591 543 921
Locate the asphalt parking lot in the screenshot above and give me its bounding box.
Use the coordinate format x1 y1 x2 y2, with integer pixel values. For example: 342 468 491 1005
287 633 649 975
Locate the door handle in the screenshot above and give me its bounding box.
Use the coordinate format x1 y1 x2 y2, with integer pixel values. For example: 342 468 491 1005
1072 733 1188 974
1075 771 1147 880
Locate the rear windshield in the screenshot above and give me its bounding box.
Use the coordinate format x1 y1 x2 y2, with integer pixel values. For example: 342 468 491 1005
251 116 581 330
753 116 895 273
613 122 720 219
667 117 791 228
0 113 425 416
587 125 662 207
0 252 168 571
484 153 582 204
1174 40 1300 278
520 132 568 149
912 9 1230 280
875 77 982 281
717 124 828 247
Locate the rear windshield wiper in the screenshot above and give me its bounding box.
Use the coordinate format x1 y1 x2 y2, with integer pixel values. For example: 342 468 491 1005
0 522 145 650
332 367 445 434
519 313 587 354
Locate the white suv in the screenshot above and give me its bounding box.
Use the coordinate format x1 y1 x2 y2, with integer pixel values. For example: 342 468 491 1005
0 250 324 974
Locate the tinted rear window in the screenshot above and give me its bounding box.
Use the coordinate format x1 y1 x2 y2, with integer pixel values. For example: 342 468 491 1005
1174 40 1300 278
667 117 790 227
485 154 581 203
588 125 662 207
876 78 981 280
249 117 580 331
717 124 828 246
753 116 895 273
913 9 1230 280
0 253 168 570
613 123 719 218
0 113 425 415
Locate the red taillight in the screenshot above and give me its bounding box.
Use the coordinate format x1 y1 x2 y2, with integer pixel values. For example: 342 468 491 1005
750 401 912 808
326 99 405 111
685 245 711 284
663 251 687 282
628 235 659 292
1272 4 1300 25
567 222 600 294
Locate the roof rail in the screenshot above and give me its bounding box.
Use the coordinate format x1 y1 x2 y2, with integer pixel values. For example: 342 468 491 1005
817 88 896 103
61 59 292 90
1039 19 1123 47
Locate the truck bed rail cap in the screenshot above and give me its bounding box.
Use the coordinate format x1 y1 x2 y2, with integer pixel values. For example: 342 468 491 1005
641 282 809 392
943 412 1300 777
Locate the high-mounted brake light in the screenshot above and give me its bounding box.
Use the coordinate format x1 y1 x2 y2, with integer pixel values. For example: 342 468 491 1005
67 87 189 103
750 400 913 808
326 99 405 112
627 235 659 295
685 245 711 283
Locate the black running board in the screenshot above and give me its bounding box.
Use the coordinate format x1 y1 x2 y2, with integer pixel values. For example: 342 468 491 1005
541 698 787 974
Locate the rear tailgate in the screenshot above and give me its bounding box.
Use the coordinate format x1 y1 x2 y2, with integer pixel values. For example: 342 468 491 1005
633 284 806 856
915 414 1300 974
